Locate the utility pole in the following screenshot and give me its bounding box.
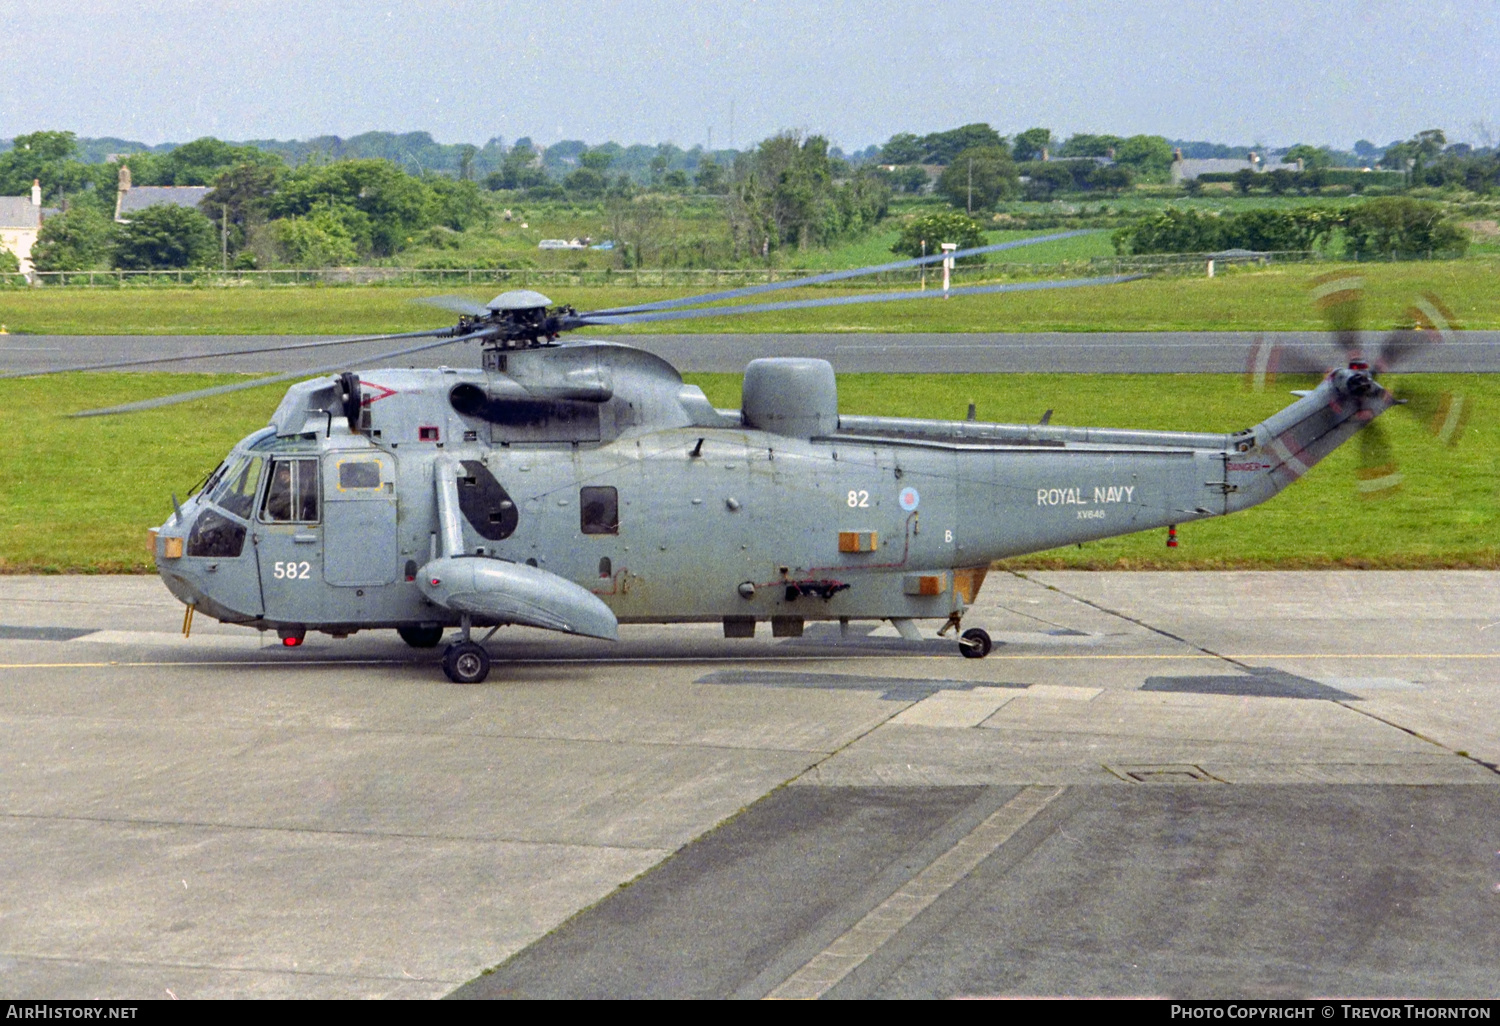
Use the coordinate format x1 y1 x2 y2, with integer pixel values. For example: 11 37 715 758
967 157 973 215
221 205 228 272
920 239 926 291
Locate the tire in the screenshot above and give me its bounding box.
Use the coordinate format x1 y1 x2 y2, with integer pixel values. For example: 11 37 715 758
442 640 491 684
398 625 445 649
959 627 992 659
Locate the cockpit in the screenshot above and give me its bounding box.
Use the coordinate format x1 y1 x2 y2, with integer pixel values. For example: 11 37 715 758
183 428 323 558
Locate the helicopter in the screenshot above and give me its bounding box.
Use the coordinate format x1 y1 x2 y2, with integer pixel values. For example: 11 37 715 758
12 234 1456 684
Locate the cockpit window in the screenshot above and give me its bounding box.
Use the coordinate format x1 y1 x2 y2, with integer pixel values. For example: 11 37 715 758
261 458 320 523
210 456 263 519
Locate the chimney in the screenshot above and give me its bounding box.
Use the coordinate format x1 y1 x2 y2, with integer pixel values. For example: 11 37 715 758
1106 147 1116 160
1173 148 1183 162
31 179 41 206
118 164 132 191
1041 147 1049 162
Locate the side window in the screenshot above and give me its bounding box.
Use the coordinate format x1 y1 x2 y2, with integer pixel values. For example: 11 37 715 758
262 458 320 523
580 486 619 535
338 461 382 490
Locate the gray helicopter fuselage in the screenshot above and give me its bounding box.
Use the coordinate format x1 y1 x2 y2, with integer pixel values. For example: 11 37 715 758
151 339 1389 638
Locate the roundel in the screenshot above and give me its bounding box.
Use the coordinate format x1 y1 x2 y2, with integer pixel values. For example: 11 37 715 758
898 487 920 512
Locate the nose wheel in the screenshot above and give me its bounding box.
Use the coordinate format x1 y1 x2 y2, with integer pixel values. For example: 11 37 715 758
442 640 491 684
959 627 992 659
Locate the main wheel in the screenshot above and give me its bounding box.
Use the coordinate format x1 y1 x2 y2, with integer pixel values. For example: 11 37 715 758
442 641 491 684
398 625 445 649
959 627 992 659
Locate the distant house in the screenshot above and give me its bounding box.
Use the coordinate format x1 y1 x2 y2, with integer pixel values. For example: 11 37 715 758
0 179 44 277
1171 150 1303 183
113 164 212 222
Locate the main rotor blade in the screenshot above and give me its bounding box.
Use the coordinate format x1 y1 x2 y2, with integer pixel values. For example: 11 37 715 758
580 231 1101 318
68 330 490 418
416 294 492 317
574 273 1144 327
1 328 456 381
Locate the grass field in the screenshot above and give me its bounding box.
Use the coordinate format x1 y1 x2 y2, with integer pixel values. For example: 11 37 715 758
1 371 1493 573
3 260 1498 335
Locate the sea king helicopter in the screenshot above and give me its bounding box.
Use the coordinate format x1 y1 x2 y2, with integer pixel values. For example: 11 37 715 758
22 232 1464 683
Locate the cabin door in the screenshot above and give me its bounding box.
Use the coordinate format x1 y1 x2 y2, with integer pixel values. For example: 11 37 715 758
322 452 399 587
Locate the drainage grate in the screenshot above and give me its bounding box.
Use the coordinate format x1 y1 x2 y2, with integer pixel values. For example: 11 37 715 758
1105 763 1224 784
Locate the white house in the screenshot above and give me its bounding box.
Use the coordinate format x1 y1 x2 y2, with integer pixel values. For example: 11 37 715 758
0 179 43 276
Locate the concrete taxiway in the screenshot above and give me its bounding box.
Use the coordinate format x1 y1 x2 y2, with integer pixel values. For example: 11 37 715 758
0 572 1496 998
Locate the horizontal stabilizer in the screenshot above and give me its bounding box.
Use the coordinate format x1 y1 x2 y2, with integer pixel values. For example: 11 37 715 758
417 557 618 641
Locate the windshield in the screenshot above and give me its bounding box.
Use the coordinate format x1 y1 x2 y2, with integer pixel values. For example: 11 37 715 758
209 456 264 519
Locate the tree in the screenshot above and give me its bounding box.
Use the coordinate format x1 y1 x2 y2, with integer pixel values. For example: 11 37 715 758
891 211 986 264
1058 133 1123 159
271 208 359 267
0 130 85 200
272 159 433 256
879 133 924 165
936 145 1017 212
150 137 278 185
605 194 669 267
724 132 889 257
1113 135 1174 180
112 204 218 269
456 144 477 182
31 206 114 271
1020 161 1073 200
1342 197 1467 257
1284 144 1334 170
199 161 285 255
563 166 607 197
920 124 1003 165
0 248 19 274
1113 208 1225 254
1086 164 1134 195
492 141 547 190
579 149 614 172
695 158 727 193
1012 127 1053 162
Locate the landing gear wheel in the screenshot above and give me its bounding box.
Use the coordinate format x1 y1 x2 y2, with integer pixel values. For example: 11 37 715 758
442 641 491 684
959 627 992 659
398 625 445 649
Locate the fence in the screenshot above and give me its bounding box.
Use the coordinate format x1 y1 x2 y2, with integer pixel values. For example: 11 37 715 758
6 250 1333 290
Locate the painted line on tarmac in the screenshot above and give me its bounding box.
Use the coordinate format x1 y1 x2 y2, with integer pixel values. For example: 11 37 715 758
765 784 1065 1000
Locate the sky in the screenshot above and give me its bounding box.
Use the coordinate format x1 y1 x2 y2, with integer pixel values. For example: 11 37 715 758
2 0 1497 151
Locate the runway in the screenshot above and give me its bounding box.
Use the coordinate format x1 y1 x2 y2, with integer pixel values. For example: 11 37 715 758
1 572 1496 998
4 330 1498 376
